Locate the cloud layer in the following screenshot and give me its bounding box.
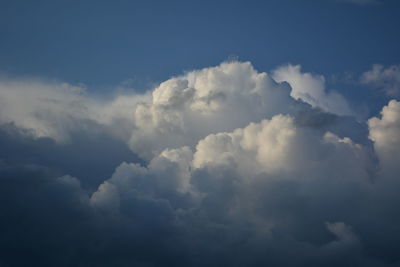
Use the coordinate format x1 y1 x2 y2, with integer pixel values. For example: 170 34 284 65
0 61 400 266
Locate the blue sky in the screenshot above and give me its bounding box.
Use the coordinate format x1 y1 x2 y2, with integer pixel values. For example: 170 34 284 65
1 0 399 90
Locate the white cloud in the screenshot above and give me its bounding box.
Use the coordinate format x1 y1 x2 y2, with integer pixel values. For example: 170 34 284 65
130 61 301 159
368 100 400 170
0 61 358 162
361 64 400 97
0 77 146 142
272 64 353 116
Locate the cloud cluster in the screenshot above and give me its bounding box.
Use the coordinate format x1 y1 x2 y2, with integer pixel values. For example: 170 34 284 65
361 64 400 97
1 61 400 266
129 62 299 159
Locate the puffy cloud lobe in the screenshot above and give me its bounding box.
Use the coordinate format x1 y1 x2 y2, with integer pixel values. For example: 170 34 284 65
193 115 316 175
361 64 400 97
193 115 370 183
368 100 400 170
272 64 353 116
130 61 300 159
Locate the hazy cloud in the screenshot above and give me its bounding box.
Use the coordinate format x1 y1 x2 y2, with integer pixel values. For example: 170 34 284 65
361 64 400 97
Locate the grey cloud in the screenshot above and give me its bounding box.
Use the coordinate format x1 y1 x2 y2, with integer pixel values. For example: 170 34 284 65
89 100 399 266
0 62 400 266
272 64 354 116
0 122 141 190
361 64 400 97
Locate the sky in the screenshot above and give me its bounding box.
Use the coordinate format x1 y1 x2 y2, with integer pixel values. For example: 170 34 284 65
1 0 400 266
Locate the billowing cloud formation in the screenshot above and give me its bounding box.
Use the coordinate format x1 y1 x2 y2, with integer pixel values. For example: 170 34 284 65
1 61 400 266
130 62 300 159
361 64 400 97
80 100 399 265
0 62 356 158
272 64 353 116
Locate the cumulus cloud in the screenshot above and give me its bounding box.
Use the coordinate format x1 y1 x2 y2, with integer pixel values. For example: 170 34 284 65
1 61 400 266
272 64 353 116
87 107 393 266
361 64 400 97
0 61 359 160
368 100 400 170
130 61 300 159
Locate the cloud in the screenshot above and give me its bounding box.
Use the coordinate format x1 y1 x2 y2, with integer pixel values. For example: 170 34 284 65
0 122 140 190
0 77 147 142
130 61 300 159
368 100 400 170
361 64 400 97
89 100 398 266
272 64 353 116
0 61 358 160
85 102 400 266
1 61 400 266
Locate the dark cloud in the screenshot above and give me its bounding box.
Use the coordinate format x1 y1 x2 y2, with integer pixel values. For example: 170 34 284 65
0 122 142 190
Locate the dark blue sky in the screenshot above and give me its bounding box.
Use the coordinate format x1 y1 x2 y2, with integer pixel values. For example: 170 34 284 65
1 0 399 91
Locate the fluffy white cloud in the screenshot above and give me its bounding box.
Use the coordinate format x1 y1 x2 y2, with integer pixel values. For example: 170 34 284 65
368 100 400 170
361 64 400 97
193 114 370 182
272 64 353 116
130 61 301 159
0 61 358 162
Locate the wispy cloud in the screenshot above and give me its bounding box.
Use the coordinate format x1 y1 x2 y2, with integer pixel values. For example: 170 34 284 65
361 64 400 97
